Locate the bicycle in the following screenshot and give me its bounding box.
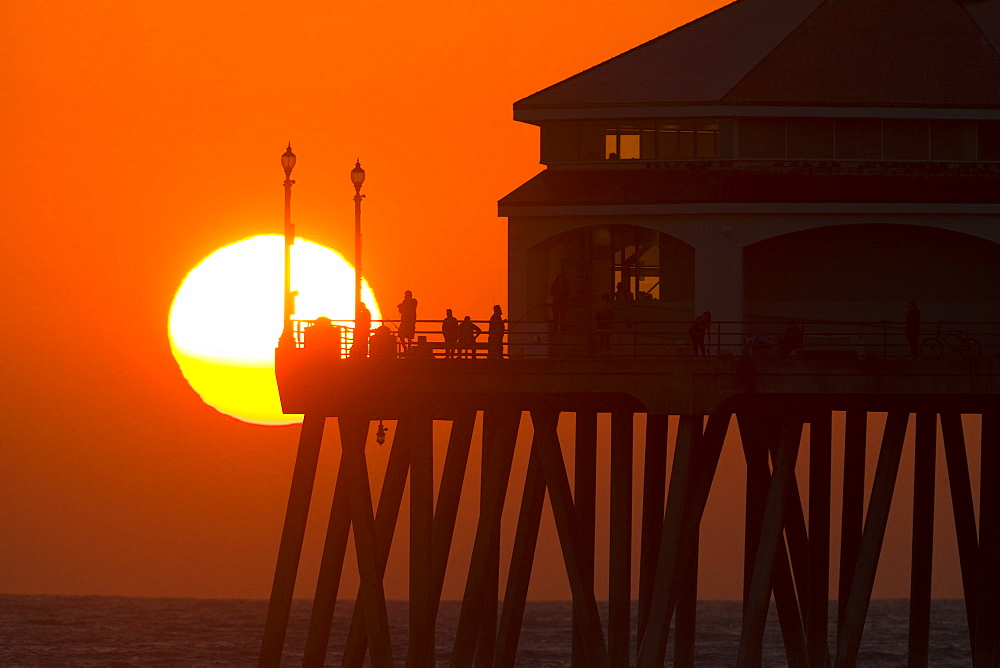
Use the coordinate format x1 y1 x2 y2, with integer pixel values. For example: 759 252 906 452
919 327 981 359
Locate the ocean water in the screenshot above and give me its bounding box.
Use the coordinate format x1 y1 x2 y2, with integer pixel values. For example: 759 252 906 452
1 595 971 666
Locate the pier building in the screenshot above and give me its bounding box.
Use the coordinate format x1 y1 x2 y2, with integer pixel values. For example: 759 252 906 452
260 0 1000 665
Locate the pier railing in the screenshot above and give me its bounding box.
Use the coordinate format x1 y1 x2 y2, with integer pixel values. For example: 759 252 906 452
289 318 1000 360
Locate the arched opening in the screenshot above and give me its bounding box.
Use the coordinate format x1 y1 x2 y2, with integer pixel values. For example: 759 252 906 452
526 224 695 322
744 223 1000 324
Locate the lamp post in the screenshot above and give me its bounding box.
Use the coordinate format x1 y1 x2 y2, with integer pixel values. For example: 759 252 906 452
350 160 366 324
279 143 296 348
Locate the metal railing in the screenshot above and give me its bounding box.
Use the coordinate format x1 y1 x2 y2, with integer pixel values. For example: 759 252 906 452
290 318 1000 361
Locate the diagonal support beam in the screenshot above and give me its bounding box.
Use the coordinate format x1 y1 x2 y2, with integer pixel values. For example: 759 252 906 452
492 433 547 667
259 413 326 668
339 416 393 668
303 455 352 667
451 410 520 668
637 411 730 667
429 412 477 623
737 418 803 667
739 412 807 668
341 421 412 668
834 411 910 668
974 408 1000 667
531 409 611 668
940 411 978 652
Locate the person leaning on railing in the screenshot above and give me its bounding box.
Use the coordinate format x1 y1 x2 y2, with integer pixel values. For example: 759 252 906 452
458 316 482 359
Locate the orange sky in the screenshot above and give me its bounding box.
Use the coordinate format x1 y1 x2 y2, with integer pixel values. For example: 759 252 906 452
1 0 978 604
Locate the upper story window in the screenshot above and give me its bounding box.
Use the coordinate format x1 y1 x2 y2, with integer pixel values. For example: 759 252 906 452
738 117 994 162
539 119 720 163
605 119 719 160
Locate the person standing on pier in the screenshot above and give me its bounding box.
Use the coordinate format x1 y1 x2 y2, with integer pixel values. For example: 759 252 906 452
442 308 459 359
351 302 372 357
690 311 711 357
488 305 506 359
397 290 418 352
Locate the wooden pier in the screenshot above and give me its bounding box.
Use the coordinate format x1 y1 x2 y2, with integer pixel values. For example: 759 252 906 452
258 352 999 666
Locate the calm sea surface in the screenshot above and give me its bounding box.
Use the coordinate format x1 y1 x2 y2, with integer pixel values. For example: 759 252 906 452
1 595 971 666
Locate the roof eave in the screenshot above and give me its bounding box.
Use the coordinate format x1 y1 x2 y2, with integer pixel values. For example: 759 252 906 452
513 104 1000 123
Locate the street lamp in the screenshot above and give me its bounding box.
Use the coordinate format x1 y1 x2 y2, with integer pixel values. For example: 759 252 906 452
279 143 296 348
351 159 366 324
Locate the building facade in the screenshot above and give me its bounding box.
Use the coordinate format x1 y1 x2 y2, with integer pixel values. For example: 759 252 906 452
500 0 1000 351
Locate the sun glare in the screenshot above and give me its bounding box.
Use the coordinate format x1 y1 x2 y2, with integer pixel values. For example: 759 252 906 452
169 235 380 426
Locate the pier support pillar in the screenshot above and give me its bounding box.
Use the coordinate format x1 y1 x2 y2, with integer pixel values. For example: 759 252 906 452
609 411 633 667
409 416 435 666
638 413 669 648
907 412 936 667
259 413 326 667
941 412 978 651
572 410 598 668
835 411 909 667
807 412 831 667
838 410 866 636
975 409 999 667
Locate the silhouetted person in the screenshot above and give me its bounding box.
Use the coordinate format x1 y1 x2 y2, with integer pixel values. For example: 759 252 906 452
906 301 921 359
595 293 613 353
397 290 418 352
351 302 372 357
442 308 459 359
458 316 482 359
370 324 396 359
488 305 506 359
614 280 632 302
689 311 711 357
550 273 570 322
307 316 342 356
780 323 804 358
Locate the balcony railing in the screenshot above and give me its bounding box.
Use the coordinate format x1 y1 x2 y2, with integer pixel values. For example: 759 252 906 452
287 319 1000 361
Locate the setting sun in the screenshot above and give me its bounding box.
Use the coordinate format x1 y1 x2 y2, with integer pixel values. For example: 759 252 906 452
168 235 380 425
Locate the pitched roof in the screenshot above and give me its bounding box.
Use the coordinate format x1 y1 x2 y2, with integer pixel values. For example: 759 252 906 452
498 167 1000 209
515 0 1000 113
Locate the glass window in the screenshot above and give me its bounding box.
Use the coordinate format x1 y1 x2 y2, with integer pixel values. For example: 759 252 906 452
605 123 619 159
695 120 719 158
657 119 696 158
836 119 882 159
978 120 1000 161
930 120 976 160
883 119 928 160
618 121 650 160
787 118 834 158
738 118 785 158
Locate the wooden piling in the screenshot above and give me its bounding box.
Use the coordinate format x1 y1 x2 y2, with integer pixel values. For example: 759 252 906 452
572 410 598 668
609 410 633 667
259 413 326 668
